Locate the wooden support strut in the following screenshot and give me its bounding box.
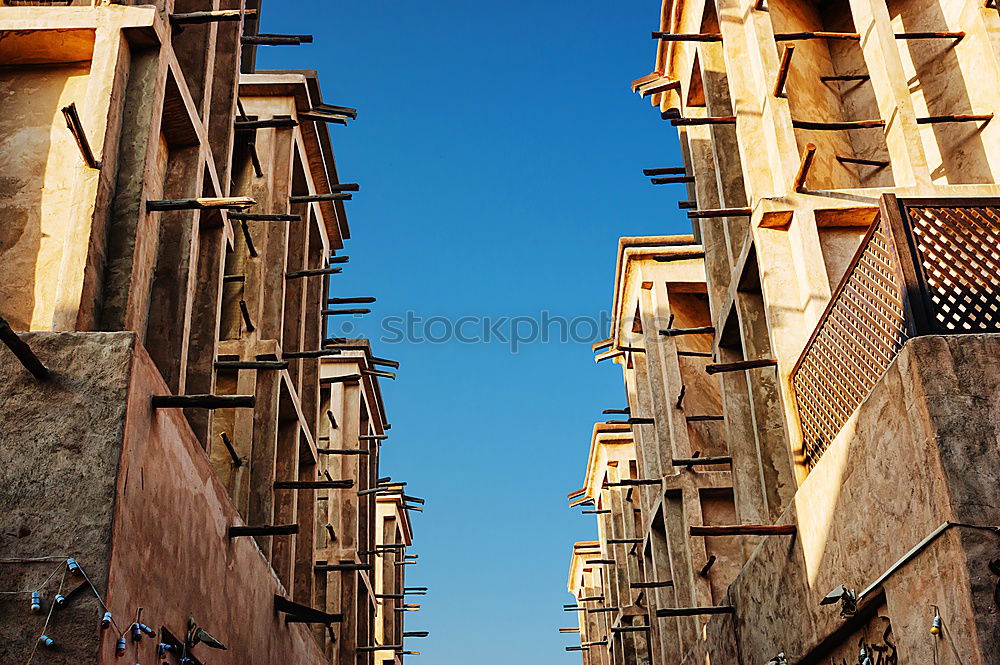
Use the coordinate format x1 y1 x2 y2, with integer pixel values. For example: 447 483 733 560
672 456 732 467
688 207 752 218
686 415 724 422
793 144 817 193
660 325 714 337
821 74 870 82
705 358 777 375
917 114 993 125
242 34 314 46
641 80 681 98
582 510 612 515
895 31 965 41
651 32 722 42
774 32 859 41
606 479 660 488
678 201 696 209
323 309 371 316
329 297 376 304
585 559 616 565
238 300 255 333
274 480 355 490
631 581 674 589
670 116 737 126
0 317 50 380
171 9 257 24
228 213 301 222
774 45 794 97
219 432 243 468
643 167 685 176
228 524 299 537
239 221 258 258
290 193 353 203
146 197 255 211
235 118 298 130
650 176 694 185
283 350 343 359
607 538 643 544
690 524 796 536
656 606 735 618
793 119 884 130
61 103 101 170
837 156 889 168
152 394 255 409
214 360 288 371
286 267 343 279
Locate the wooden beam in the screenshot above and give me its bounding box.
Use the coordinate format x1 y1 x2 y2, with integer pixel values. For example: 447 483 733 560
690 524 796 536
219 432 242 468
705 358 777 375
239 221 258 257
214 360 288 371
631 581 674 589
836 156 889 168
323 309 371 316
670 116 737 126
607 538 643 544
612 626 651 633
773 45 794 97
146 197 255 211
320 374 362 384
671 456 732 467
585 559 616 565
699 556 718 577
653 251 705 262
821 74 870 82
0 317 50 380
318 449 370 456
61 103 101 170
792 120 884 130
242 34 313 46
660 325 714 337
917 114 993 125
651 175 695 184
171 9 257 24
643 167 686 176
235 118 298 130
774 32 859 41
793 143 817 192
274 480 355 490
238 299 255 333
652 32 722 42
282 350 343 359
228 524 299 537
656 606 735 617
685 415 724 422
687 207 752 218
227 213 301 222
895 31 964 41
287 267 343 279
328 297 376 304
152 394 255 409
290 193 353 204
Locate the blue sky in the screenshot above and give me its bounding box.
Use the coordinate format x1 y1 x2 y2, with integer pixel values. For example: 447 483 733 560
259 2 687 663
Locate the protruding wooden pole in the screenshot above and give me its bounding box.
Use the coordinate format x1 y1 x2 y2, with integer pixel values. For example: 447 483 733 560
61 103 101 170
687 207 752 218
895 31 964 41
821 74 870 83
774 45 795 97
274 480 355 490
690 524 796 536
650 175 695 184
219 432 243 468
239 221 258 257
793 120 884 130
287 267 343 279
147 197 255 211
290 193 353 203
917 114 992 125
631 581 674 589
152 395 255 409
171 9 257 24
672 456 732 467
323 309 371 316
235 118 298 130
793 144 817 192
656 606 735 617
774 32 859 41
238 300 255 333
705 358 777 374
329 297 376 304
242 34 313 46
660 326 714 337
229 524 299 537
837 155 889 168
214 360 288 371
228 213 301 222
318 449 370 456
670 116 737 126
0 317 50 380
652 32 722 42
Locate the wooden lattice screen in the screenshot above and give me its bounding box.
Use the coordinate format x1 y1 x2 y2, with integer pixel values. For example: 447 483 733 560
791 195 1000 468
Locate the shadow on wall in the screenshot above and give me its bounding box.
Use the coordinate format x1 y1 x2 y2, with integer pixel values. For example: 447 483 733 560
0 31 94 330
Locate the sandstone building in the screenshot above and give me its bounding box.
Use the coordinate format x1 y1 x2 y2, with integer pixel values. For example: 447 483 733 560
0 2 424 664
564 2 1000 665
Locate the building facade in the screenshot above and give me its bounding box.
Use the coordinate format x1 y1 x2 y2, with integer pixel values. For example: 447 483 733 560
0 2 423 664
565 2 1000 665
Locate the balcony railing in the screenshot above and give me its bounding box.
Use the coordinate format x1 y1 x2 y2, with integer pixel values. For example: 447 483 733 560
792 194 1000 468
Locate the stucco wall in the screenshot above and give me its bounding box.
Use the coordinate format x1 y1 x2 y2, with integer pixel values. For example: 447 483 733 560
676 334 1000 665
0 333 329 664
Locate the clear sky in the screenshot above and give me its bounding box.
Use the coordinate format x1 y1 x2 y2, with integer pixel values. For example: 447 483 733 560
258 2 687 663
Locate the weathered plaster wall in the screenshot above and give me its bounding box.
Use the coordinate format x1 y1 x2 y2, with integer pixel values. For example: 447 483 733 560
0 332 133 664
678 334 1000 665
0 61 93 331
103 343 328 665
0 334 328 664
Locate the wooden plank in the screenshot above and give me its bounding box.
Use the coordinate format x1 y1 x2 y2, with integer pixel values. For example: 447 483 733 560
689 524 796 536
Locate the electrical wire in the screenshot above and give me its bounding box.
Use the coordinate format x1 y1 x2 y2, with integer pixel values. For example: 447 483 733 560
24 566 66 665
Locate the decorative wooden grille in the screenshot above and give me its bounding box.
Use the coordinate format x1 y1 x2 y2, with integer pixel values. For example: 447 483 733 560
792 196 1000 468
791 216 908 467
906 205 1000 333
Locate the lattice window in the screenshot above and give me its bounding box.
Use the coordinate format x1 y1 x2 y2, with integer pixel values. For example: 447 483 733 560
792 216 908 468
907 206 1000 333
